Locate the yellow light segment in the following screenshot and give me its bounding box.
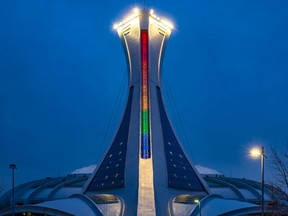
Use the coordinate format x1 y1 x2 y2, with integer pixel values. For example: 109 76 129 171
250 148 261 158
113 8 174 31
161 19 174 29
133 7 140 14
113 24 119 30
113 7 140 31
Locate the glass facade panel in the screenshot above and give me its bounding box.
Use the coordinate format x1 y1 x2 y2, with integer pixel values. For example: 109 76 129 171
157 87 205 191
87 88 134 191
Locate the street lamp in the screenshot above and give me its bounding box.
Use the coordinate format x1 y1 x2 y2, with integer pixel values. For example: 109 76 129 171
194 199 201 216
9 164 17 216
250 146 267 216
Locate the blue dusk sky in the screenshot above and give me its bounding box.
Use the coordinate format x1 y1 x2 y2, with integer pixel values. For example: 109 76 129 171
1 0 288 190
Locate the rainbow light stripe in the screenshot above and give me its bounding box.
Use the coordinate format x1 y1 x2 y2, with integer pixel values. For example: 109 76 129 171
141 30 151 159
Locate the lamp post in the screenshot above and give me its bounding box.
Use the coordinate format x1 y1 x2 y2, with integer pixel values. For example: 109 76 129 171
194 199 201 216
250 146 267 216
9 164 17 216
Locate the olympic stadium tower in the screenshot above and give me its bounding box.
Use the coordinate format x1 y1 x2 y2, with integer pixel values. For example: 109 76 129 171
82 8 209 216
1 7 283 216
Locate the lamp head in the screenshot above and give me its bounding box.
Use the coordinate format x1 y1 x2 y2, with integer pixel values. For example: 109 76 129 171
250 148 262 158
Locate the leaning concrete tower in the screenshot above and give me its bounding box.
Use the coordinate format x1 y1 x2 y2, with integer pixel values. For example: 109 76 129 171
83 8 210 216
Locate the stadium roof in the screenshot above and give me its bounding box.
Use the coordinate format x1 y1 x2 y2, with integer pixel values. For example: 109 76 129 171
0 174 286 215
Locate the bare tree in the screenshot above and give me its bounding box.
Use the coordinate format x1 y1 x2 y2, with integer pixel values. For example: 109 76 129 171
268 144 288 215
270 143 288 190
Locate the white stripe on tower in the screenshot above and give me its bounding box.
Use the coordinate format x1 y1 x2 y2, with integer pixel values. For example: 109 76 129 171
137 14 156 215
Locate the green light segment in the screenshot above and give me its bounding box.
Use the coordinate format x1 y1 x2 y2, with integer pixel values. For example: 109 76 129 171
142 112 149 132
142 111 149 119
